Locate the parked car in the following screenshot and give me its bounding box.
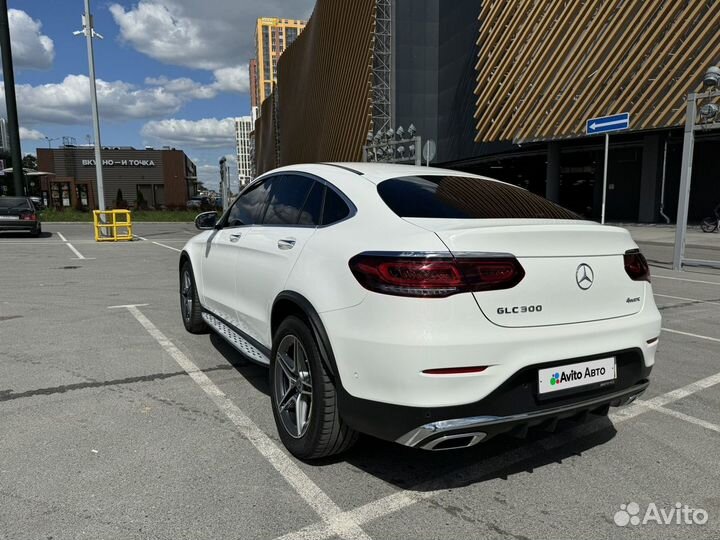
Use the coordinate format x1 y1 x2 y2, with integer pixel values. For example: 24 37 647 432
178 163 661 459
0 196 42 237
29 196 44 210
186 196 211 211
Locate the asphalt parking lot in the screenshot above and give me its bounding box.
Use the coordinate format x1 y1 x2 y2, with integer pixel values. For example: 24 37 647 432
1 222 719 540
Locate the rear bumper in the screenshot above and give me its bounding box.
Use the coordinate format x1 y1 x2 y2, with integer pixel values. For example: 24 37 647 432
395 381 648 449
337 346 652 446
0 221 38 232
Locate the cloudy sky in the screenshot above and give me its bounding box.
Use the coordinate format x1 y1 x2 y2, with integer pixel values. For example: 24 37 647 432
4 0 315 189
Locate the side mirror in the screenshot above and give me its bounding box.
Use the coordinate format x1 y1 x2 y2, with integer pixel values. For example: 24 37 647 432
195 211 218 230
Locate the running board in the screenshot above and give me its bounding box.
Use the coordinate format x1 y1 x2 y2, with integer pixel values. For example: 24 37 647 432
202 312 270 366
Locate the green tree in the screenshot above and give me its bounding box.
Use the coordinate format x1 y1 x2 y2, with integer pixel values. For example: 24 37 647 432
135 188 146 210
22 154 38 170
115 188 127 209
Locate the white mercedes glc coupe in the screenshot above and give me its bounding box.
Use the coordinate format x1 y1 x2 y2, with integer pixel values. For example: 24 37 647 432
179 163 661 459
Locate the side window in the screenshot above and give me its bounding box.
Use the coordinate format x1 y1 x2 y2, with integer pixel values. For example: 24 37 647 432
321 187 351 225
263 175 314 225
297 181 325 226
226 179 271 227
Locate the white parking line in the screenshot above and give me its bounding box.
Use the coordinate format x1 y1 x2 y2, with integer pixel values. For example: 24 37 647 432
661 327 720 344
636 400 720 434
654 294 720 307
280 367 720 540
121 305 372 540
134 234 183 253
151 241 181 252
652 275 720 286
57 232 87 260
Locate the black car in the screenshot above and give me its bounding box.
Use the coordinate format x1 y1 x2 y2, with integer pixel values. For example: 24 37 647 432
0 197 42 237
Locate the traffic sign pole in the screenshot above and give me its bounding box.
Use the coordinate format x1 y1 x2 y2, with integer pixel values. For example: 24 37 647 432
586 112 630 225
601 133 609 225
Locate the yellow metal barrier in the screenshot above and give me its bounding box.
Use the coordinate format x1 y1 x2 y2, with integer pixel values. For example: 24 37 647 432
93 210 133 242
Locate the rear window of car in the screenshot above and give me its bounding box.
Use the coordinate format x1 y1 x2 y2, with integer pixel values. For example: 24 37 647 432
377 175 578 220
0 197 31 209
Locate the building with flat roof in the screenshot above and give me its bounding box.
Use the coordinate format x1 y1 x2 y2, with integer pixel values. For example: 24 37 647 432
36 146 197 210
235 116 253 187
249 17 306 108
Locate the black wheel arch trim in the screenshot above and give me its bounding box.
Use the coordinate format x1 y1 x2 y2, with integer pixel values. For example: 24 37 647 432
272 291 341 384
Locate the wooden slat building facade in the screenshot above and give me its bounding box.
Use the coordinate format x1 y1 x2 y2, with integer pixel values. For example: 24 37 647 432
474 0 720 143
254 0 376 175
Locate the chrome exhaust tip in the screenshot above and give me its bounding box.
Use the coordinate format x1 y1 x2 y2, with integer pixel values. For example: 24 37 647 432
422 432 487 451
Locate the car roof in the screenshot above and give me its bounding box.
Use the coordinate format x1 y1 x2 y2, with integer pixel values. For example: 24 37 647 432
325 162 495 184
261 162 498 186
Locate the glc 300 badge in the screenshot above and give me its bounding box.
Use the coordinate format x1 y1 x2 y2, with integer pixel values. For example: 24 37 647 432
576 263 594 290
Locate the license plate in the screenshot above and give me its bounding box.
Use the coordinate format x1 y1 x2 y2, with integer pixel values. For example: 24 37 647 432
0 215 19 220
538 357 616 395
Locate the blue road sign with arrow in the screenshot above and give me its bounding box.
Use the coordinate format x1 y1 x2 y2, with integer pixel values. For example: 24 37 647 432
586 112 630 135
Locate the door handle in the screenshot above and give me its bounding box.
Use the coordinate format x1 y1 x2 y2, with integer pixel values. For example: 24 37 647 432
229 233 242 243
277 238 296 250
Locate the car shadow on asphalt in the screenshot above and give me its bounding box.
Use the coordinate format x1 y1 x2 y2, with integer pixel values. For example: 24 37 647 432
326 416 617 492
208 333 270 395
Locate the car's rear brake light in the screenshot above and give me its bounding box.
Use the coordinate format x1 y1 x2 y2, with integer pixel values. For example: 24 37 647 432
624 249 650 282
20 212 37 221
348 252 525 298
422 366 488 375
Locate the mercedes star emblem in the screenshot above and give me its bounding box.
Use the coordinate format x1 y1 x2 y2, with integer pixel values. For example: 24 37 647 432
576 263 594 290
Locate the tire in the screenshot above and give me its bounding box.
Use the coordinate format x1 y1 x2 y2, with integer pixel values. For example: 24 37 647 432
179 261 208 334
700 217 718 233
31 225 40 238
270 316 357 460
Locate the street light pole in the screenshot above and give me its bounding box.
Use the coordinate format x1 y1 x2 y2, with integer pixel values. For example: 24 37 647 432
75 0 105 211
673 65 720 270
672 94 696 270
0 0 25 196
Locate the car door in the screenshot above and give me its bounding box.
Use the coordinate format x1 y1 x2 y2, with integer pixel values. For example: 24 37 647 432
200 179 271 330
234 174 324 344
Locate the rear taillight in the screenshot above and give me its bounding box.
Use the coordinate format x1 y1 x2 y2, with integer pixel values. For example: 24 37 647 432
624 250 650 282
20 212 37 221
348 252 525 298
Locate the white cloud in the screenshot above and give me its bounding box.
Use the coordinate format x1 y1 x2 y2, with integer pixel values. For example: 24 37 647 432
3 67 248 128
144 76 217 99
19 127 45 140
141 117 236 148
109 0 314 71
144 65 249 99
196 163 220 189
8 9 54 70
212 66 249 93
1 75 184 125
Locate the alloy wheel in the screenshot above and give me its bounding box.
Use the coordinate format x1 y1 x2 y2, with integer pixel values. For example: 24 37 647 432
181 270 193 321
274 334 313 438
